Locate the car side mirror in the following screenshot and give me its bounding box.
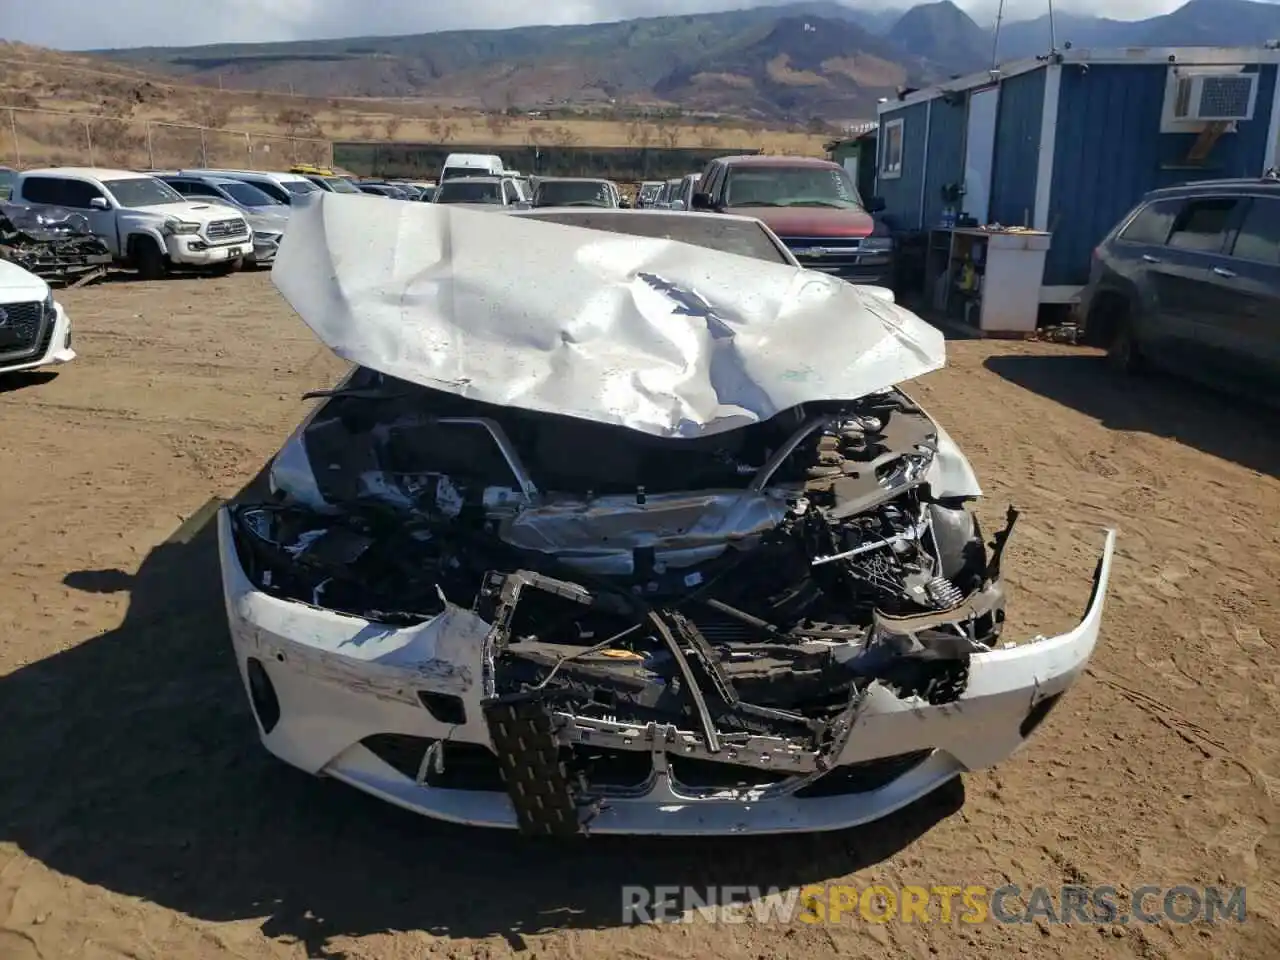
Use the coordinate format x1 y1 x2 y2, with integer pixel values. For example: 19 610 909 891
669 198 685 211
690 192 713 211
89 197 109 210
865 196 886 213
618 197 631 208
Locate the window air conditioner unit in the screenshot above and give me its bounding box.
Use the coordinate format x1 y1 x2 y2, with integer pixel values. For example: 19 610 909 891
1171 72 1258 122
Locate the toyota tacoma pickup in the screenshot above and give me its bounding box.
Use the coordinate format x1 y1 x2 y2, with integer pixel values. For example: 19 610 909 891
12 168 254 279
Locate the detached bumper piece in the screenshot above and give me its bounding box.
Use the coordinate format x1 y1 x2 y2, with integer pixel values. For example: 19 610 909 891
484 700 581 837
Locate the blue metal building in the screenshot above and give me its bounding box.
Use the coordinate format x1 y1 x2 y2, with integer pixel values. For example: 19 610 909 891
874 47 1280 303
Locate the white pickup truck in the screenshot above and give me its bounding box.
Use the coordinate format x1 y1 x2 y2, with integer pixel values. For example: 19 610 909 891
11 168 254 279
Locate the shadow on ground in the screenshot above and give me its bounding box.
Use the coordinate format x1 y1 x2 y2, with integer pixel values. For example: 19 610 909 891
1 469 963 959
93 265 267 286
985 353 1280 478
0 371 58 394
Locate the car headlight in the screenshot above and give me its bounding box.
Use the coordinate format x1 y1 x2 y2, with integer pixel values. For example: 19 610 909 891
861 237 894 253
163 218 201 236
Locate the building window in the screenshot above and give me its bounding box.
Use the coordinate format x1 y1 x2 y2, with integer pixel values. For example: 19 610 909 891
880 118 904 180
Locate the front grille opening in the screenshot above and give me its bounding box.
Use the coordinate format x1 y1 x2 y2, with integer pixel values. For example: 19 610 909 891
793 750 933 798
0 301 50 363
418 691 466 726
361 734 505 790
669 755 793 790
206 218 249 241
245 657 281 734
563 745 654 789
1020 692 1064 739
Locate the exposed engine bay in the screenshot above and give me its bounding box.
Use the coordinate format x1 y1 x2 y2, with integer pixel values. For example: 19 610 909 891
228 368 1017 834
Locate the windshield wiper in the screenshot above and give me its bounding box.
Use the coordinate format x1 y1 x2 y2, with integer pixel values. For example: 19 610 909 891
780 201 852 208
727 201 785 207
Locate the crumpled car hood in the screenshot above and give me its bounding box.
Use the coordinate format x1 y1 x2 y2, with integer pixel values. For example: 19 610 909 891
271 192 945 439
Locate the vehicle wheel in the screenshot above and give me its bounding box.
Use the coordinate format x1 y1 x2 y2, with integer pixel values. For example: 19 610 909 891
131 237 166 280
1107 315 1143 374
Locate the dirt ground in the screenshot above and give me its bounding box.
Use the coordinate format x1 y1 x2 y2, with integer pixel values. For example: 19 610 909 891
1 271 1278 960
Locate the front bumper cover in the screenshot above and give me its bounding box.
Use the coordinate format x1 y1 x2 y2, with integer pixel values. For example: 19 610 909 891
165 235 250 265
217 507 1115 836
0 302 74 374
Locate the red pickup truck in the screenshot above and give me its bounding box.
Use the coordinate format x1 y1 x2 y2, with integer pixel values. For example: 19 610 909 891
690 155 894 289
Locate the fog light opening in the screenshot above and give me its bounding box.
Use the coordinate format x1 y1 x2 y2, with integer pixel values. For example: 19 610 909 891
418 691 466 726
246 656 281 735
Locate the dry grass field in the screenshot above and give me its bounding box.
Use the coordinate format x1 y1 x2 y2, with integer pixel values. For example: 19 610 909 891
0 42 831 171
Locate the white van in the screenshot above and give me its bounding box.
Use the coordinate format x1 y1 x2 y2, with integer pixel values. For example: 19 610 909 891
439 153 504 182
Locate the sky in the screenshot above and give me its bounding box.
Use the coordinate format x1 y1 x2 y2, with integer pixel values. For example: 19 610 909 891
2 0 1203 50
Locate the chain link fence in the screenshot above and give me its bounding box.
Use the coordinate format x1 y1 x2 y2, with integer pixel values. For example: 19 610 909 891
1 107 333 171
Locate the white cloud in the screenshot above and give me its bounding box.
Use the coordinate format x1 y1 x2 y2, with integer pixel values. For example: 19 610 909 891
5 0 1195 50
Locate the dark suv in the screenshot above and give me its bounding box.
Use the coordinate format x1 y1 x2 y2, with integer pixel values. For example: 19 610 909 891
1081 177 1280 398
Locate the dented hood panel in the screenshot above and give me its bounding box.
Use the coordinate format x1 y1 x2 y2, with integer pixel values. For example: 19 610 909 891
271 193 945 439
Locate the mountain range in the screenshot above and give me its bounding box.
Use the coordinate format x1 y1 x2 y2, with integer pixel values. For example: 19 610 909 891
94 0 1280 123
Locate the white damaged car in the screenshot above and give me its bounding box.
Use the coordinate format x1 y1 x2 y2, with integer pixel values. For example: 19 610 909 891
218 196 1116 836
0 258 74 376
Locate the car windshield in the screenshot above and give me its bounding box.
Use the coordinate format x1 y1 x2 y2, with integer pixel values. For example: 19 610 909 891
324 177 361 194
103 177 185 207
441 166 492 182
436 180 502 203
222 181 281 207
520 211 789 264
233 179 291 204
533 180 612 207
283 179 319 195
725 166 863 209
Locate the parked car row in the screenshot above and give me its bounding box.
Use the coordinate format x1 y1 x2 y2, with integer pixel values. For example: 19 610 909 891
0 163 426 278
638 173 701 211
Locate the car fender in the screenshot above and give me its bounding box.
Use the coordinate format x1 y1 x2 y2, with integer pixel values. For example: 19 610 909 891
896 389 983 499
117 211 167 246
